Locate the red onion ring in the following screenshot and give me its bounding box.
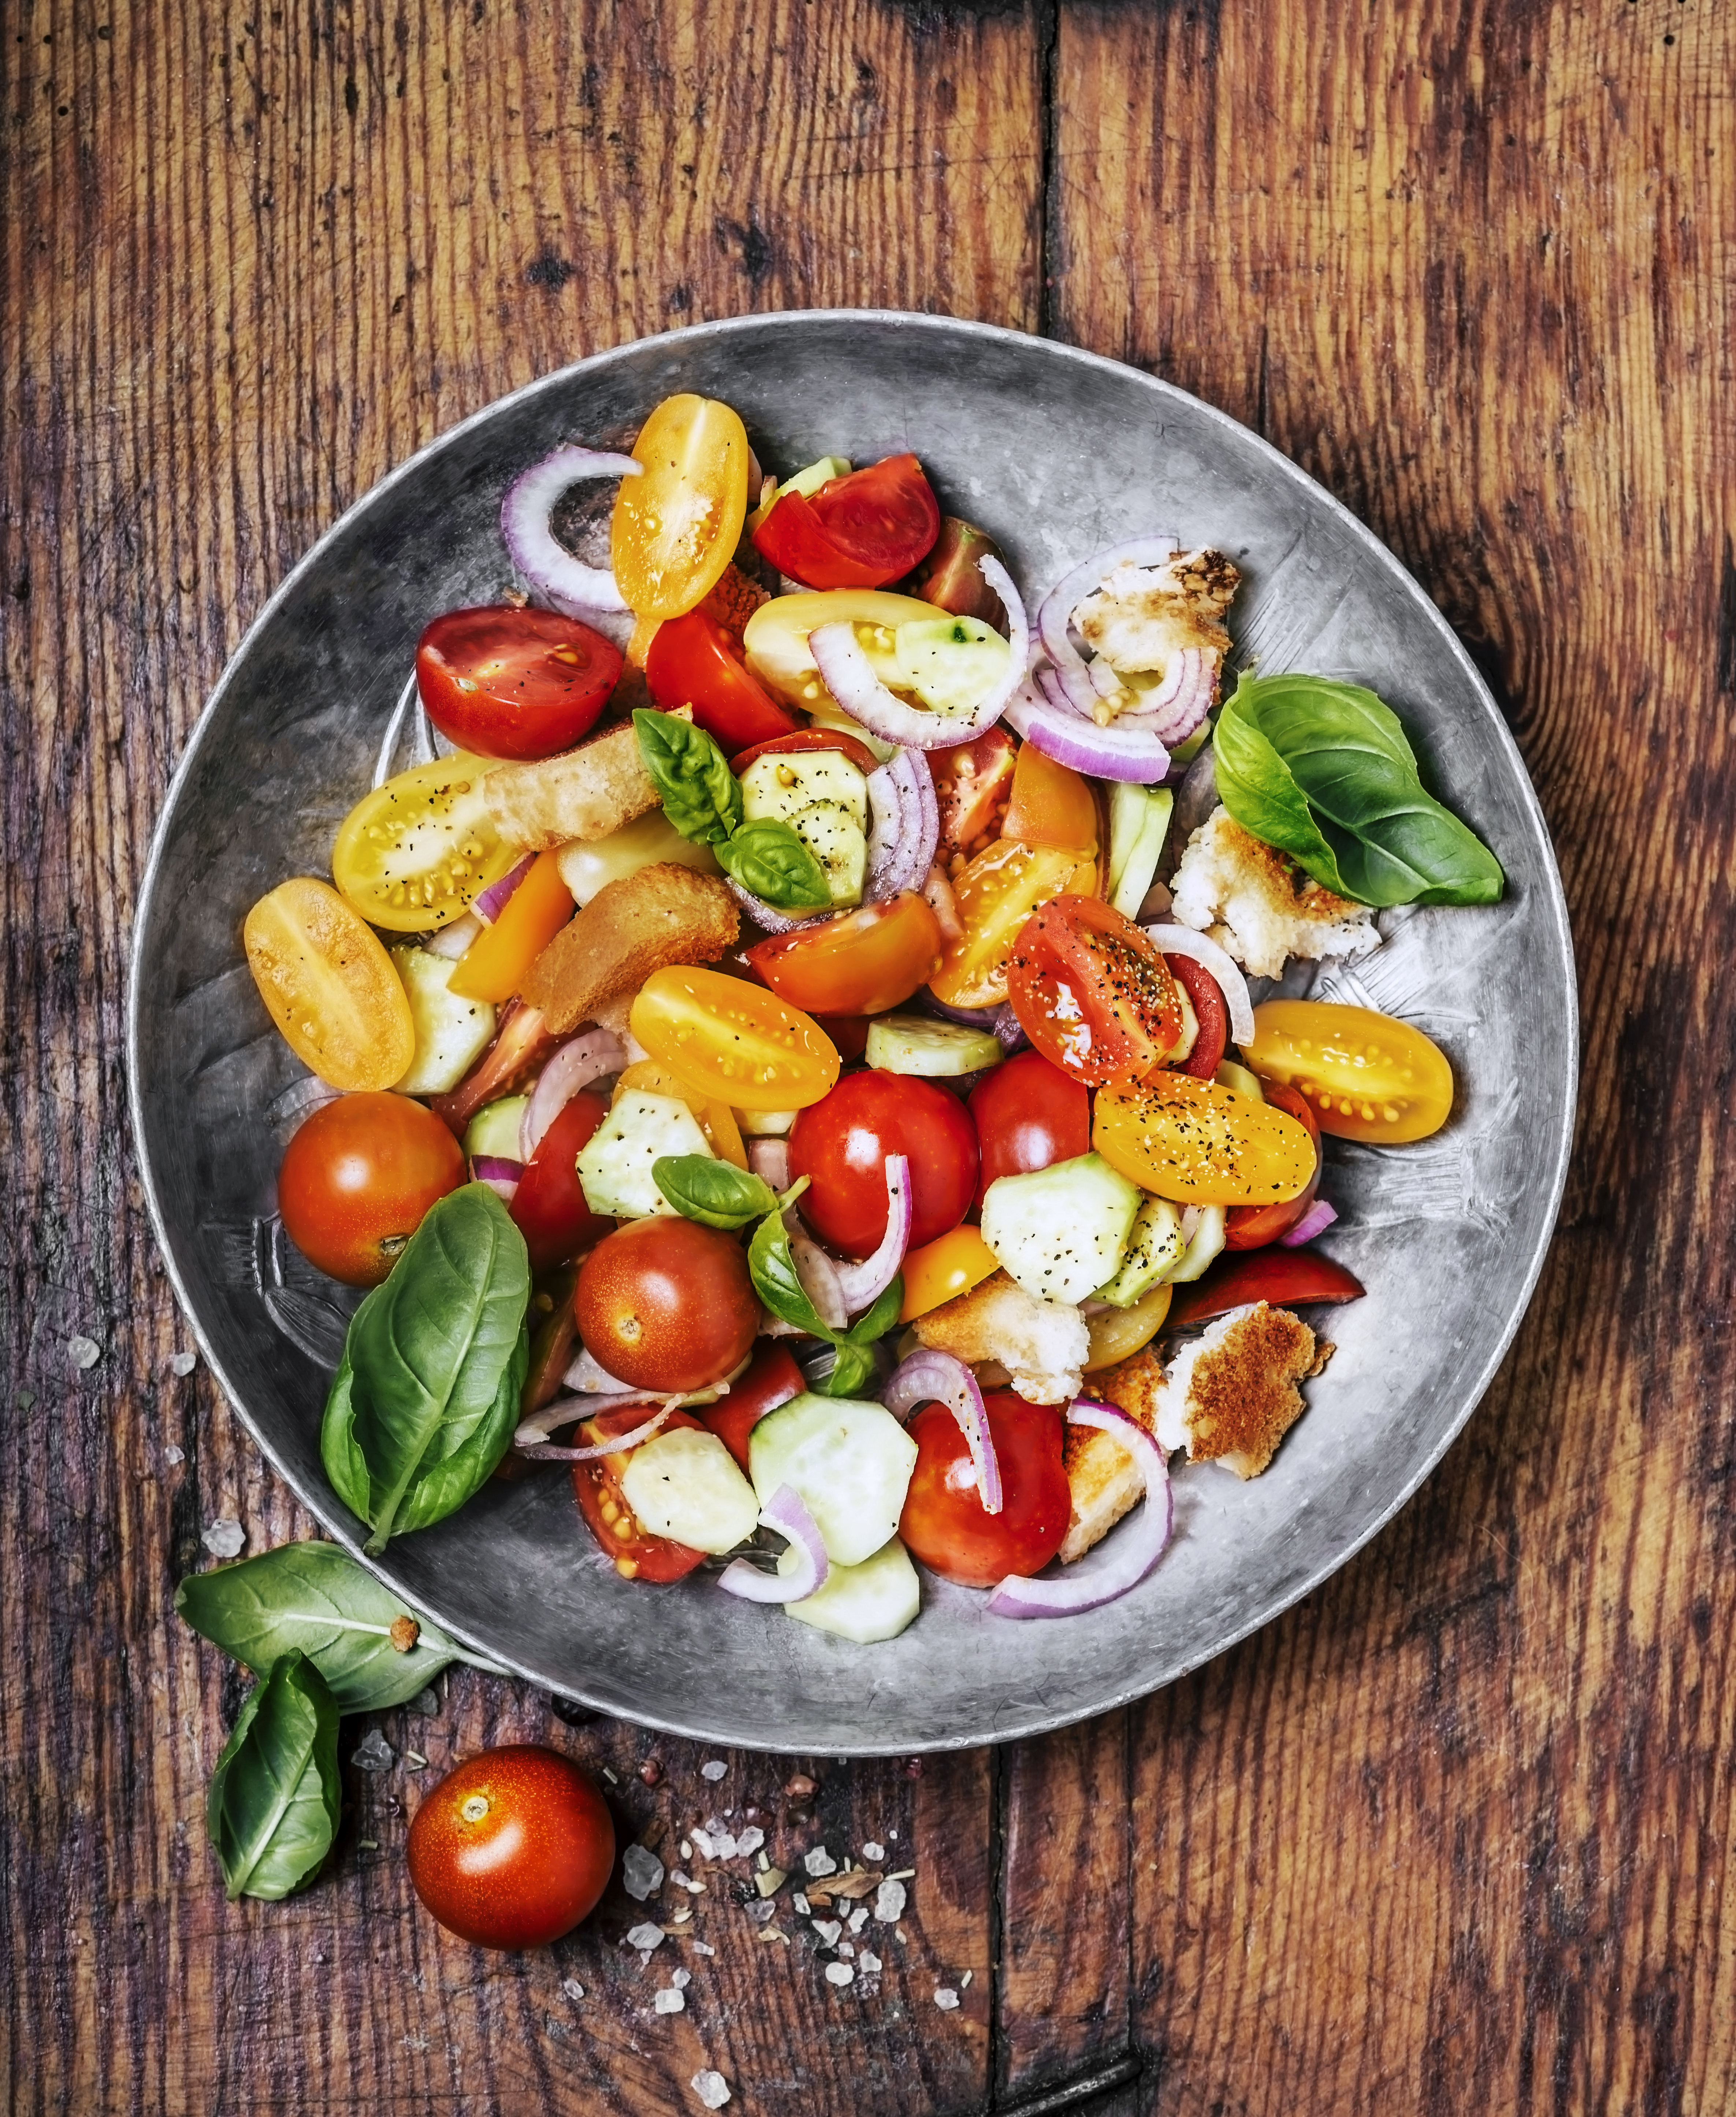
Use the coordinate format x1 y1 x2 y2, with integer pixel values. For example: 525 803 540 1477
519 1027 627 1160
717 1483 830 1604
882 1349 1003 1514
469 1155 522 1202
514 1400 676 1463
1036 534 1179 686
831 1155 911 1316
1280 1199 1339 1247
472 851 536 926
500 443 641 616
1008 678 1171 784
1139 647 1218 746
1143 924 1256 1045
791 1230 848 1330
424 910 482 961
564 1345 636 1394
748 1138 791 1192
918 992 1026 1050
865 749 939 900
724 879 830 936
986 1399 1172 1617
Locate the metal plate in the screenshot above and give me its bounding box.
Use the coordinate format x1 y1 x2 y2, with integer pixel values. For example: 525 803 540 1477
127 312 1577 1754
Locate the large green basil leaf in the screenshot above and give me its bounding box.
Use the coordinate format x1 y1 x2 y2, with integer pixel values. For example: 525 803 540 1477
813 1277 906 1398
1216 674 1504 907
715 818 832 912
206 1651 341 1901
176 1542 492 1711
654 1154 780 1230
322 1183 530 1553
633 708 743 847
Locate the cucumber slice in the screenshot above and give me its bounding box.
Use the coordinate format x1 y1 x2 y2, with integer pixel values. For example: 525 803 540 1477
748 1393 919 1567
575 1089 714 1219
892 616 1011 716
1107 784 1174 920
463 1095 529 1161
1164 1203 1226 1284
788 801 867 907
740 750 869 829
866 1013 1004 1078
980 1151 1144 1305
1094 1195 1185 1306
393 948 497 1096
619 1428 760 1556
782 1534 921 1644
1214 1059 1263 1102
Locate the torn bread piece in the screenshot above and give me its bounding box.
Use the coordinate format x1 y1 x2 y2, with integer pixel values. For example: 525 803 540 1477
912 1270 1090 1407
483 720 661 850
1154 1301 1316 1478
1072 549 1240 675
1059 1346 1164 1563
1169 807 1376 980
521 863 738 1035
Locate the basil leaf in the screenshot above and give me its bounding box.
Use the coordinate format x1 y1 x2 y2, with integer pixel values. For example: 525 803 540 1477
206 1652 340 1901
321 1184 531 1553
816 1337 881 1398
844 1274 904 1348
633 708 742 847
715 817 833 912
1211 695 1349 892
747 1208 834 1339
654 1154 780 1230
177 1542 479 1712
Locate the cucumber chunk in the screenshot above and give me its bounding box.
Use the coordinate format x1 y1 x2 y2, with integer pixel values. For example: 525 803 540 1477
393 948 498 1096
892 615 1011 716
740 750 869 829
748 1393 919 1568
463 1095 529 1161
1213 1059 1263 1102
782 1534 921 1644
1164 1203 1227 1284
620 1427 760 1555
980 1151 1144 1305
866 1013 1004 1078
1107 784 1174 920
575 1090 714 1219
1094 1195 1185 1306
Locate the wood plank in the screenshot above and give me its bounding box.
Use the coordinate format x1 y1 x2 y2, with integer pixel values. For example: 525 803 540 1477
1051 0 1736 2109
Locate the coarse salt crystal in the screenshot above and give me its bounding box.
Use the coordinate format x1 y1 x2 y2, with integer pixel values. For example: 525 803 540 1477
874 1879 906 1923
859 1951 881 1973
350 1729 394 1772
201 1520 245 1559
691 2070 731 2109
735 1826 765 1857
169 1351 197 1377
410 1687 439 1715
654 1987 685 2014
68 1336 100 1371
934 1988 960 2011
562 1979 585 2001
824 1961 855 1987
627 1923 666 1953
162 1445 184 1466
839 1941 854 1959
622 1844 665 1901
792 1892 809 1915
671 1968 691 1990
811 1919 842 1947
803 1846 837 1877
691 1941 716 1957
862 1841 884 1862
700 1759 728 1781
848 1906 869 1934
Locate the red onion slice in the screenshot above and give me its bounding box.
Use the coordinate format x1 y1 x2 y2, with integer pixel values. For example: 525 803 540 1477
564 1345 637 1394
1280 1199 1339 1247
469 1155 522 1202
500 443 641 616
424 909 483 961
472 852 536 928
748 1138 791 1192
831 1155 911 1317
1143 924 1256 1046
717 1483 830 1604
519 1027 627 1160
986 1399 1172 1618
865 749 939 901
922 864 963 943
1007 680 1171 784
791 1230 848 1330
515 1400 676 1463
724 879 830 936
882 1349 1003 1514
1140 647 1217 746
1036 534 1179 684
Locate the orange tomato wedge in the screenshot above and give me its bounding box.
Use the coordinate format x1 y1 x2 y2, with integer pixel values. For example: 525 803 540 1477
1003 742 1099 853
1093 1073 1316 1207
447 851 574 1004
629 966 840 1111
746 893 943 1018
928 839 1096 1010
899 1225 1001 1322
243 877 415 1091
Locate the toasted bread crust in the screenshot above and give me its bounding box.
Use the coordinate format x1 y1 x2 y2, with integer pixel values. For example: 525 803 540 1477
1161 1301 1316 1478
520 863 739 1035
912 1270 1089 1406
483 721 661 850
1058 1347 1164 1563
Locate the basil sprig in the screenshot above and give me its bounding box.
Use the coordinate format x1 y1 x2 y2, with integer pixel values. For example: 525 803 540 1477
654 1154 781 1229
634 708 832 913
747 1208 904 1398
1213 672 1504 907
321 1184 531 1553
207 1651 341 1901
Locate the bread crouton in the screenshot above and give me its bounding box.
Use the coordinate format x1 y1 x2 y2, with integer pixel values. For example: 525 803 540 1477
1073 549 1240 674
1058 1346 1165 1563
912 1270 1089 1406
1155 1301 1316 1477
520 863 738 1035
1169 807 1376 980
483 721 661 850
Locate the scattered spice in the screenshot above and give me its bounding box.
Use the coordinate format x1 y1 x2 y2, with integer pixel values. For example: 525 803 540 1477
389 1615 420 1652
639 1757 665 1787
784 1773 817 1801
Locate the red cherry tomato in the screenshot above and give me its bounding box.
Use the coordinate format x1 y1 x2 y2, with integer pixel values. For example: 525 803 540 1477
572 1404 709 1582
700 1342 806 1473
752 454 941 589
1007 894 1185 1086
406 1745 615 1948
788 1071 979 1259
898 1392 1070 1588
508 1091 612 1273
728 728 881 777
746 894 944 1018
1224 1081 1321 1249
575 1218 761 1392
812 1012 872 1063
644 609 800 752
966 1050 1091 1214
416 606 622 762
1164 1247 1365 1329
1159 950 1229 1081
278 1092 465 1286
930 726 1016 859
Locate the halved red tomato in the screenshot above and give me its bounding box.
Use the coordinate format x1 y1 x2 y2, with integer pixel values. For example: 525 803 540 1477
930 727 1017 859
1164 1249 1365 1329
572 1405 708 1583
1007 895 1184 1086
753 455 940 589
746 894 944 1018
644 609 800 753
1224 1081 1321 1249
700 1342 806 1474
898 1393 1070 1588
729 728 881 777
1159 950 1228 1081
417 606 622 762
509 1091 612 1273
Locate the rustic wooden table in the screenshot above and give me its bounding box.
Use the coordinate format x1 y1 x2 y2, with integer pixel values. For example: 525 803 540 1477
5 0 1731 2109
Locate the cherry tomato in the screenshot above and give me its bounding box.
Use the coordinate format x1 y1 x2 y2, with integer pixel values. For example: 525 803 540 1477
611 394 751 619
416 606 622 762
1094 1074 1316 1206
898 1224 1001 1322
788 1072 978 1258
277 1091 465 1285
914 519 1011 628
572 1404 709 1581
1159 950 1228 1081
1083 1282 1172 1370
1165 1249 1366 1330
742 588 941 707
1002 743 1099 854
700 1342 806 1473
1007 895 1184 1086
331 754 523 932
1242 999 1455 1143
575 1218 760 1392
966 1050 1091 1212
447 851 575 1005
509 1091 612 1272
812 454 942 577
928 839 1096 1010
898 1393 1070 1588
811 1012 873 1063
751 487 889 589
244 878 416 1091
1224 1082 1321 1249
629 967 840 1112
931 726 1017 859
728 728 881 777
746 894 944 1018
644 609 800 753
407 1745 614 1948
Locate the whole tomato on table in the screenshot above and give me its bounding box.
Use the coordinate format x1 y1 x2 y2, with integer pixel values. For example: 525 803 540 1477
788 1070 979 1258
899 1392 1070 1588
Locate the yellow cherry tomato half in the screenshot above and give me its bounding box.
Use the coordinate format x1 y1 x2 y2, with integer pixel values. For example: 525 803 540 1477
742 589 945 709
629 966 841 1112
1243 999 1454 1143
927 838 1097 1011
243 877 415 1091
1093 1074 1316 1207
611 394 750 620
331 753 522 932
898 1224 1001 1323
1083 1282 1173 1371
611 1059 750 1170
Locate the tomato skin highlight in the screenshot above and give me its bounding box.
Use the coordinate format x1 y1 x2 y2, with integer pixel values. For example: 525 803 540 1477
1224 1082 1321 1249
700 1342 806 1474
1242 999 1455 1144
645 610 801 753
572 1405 709 1582
407 1745 615 1949
789 1071 979 1259
1157 950 1229 1082
966 1049 1092 1213
1008 895 1184 1087
746 894 944 1018
509 1091 613 1273
278 1092 465 1286
899 1393 1070 1588
575 1218 761 1392
417 606 621 761
1165 1249 1366 1329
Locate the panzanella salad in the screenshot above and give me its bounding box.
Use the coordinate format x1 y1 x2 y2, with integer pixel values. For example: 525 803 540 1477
242 391 1501 1644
